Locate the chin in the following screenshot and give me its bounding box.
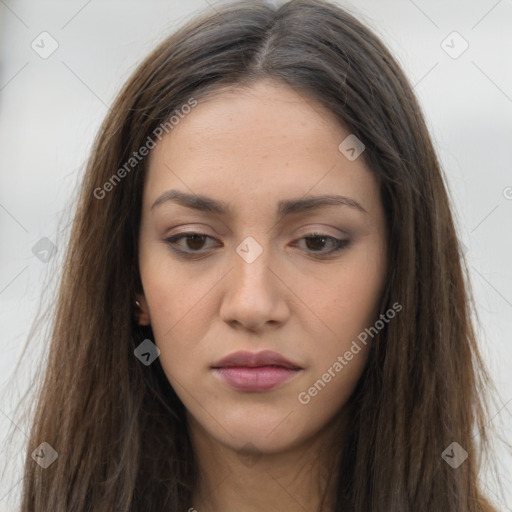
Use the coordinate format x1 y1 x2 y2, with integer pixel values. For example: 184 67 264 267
197 408 316 453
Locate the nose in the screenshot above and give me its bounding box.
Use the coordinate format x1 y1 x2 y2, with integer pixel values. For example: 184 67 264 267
219 241 290 333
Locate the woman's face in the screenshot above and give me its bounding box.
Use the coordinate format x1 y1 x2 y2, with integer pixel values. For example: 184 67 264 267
137 80 387 454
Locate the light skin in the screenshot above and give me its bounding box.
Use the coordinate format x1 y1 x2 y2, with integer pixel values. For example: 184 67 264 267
136 80 388 512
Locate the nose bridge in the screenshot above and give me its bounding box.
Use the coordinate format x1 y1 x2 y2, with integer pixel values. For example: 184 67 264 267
219 234 288 329
232 235 271 291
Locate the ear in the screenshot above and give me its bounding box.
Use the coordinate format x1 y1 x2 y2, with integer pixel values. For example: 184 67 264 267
135 293 151 325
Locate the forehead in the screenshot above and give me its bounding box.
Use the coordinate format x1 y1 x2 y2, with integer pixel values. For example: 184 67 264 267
144 80 381 221
155 80 344 160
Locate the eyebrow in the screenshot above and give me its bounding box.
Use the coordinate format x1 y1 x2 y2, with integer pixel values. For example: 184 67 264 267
151 189 368 218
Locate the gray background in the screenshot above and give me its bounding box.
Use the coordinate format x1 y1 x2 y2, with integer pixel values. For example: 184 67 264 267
0 0 511 510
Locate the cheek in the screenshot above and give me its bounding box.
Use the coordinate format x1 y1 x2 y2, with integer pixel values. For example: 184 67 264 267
295 244 386 342
138 254 226 394
292 271 378 424
143 274 209 351
293 243 385 393
139 243 212 328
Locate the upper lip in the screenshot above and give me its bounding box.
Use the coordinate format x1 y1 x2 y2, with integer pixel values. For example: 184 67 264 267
211 350 301 369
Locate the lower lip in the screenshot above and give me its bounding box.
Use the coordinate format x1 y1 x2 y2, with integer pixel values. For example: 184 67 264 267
213 366 301 391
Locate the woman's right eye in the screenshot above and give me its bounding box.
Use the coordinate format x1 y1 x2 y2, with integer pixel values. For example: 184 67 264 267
164 233 218 256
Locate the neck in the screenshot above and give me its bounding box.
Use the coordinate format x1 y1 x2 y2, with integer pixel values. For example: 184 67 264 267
187 413 346 512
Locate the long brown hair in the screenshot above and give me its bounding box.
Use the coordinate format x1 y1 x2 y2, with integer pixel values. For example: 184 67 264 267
7 0 499 510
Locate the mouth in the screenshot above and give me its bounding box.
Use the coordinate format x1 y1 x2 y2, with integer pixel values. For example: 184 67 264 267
211 350 302 392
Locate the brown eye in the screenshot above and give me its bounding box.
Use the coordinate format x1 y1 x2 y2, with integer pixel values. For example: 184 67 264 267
164 233 218 255
304 235 328 251
184 234 207 250
296 233 350 255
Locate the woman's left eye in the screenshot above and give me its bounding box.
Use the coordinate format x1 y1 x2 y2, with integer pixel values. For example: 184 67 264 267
163 232 350 257
293 233 350 255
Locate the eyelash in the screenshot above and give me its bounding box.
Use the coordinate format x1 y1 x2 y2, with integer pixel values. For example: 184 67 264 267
163 232 350 258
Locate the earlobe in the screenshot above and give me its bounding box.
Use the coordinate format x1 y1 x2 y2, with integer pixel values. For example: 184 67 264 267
134 295 151 325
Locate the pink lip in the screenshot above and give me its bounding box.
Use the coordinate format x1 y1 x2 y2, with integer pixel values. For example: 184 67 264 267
211 350 302 392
